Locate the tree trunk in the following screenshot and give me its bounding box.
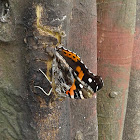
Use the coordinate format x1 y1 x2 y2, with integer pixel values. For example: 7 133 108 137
97 0 136 140
25 1 73 140
0 0 99 140
123 1 140 139
0 0 37 139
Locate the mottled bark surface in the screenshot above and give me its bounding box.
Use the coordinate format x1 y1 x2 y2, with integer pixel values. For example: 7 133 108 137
24 1 73 140
0 0 37 139
97 0 136 140
123 1 140 139
0 0 99 140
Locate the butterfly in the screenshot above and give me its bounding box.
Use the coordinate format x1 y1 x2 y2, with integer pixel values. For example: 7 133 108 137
34 46 103 99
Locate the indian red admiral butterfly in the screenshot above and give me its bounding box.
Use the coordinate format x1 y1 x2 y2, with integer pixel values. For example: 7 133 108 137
34 46 103 99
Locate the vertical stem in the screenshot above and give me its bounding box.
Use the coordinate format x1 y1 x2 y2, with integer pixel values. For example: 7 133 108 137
123 1 140 139
97 0 136 139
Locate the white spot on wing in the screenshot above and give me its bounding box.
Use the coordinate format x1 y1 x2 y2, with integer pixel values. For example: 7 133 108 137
88 70 95 76
71 95 74 99
79 91 85 99
77 55 80 58
96 86 98 91
88 78 92 83
89 70 92 73
79 84 83 88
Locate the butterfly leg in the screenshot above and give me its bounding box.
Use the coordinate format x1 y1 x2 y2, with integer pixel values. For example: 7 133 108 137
34 68 52 96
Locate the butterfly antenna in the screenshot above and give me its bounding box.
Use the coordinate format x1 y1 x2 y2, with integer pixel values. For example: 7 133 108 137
39 68 52 84
33 68 53 96
34 86 52 96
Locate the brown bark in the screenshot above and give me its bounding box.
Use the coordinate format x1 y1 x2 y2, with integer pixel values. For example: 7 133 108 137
0 0 98 139
123 1 140 139
28 0 98 139
0 0 37 139
25 1 73 140
97 0 136 140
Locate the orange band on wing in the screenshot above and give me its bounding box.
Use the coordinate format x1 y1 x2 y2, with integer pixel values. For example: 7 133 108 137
76 66 84 80
66 80 76 97
76 66 81 73
78 71 84 80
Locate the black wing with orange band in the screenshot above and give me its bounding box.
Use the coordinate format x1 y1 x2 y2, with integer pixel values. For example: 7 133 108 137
56 46 103 99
